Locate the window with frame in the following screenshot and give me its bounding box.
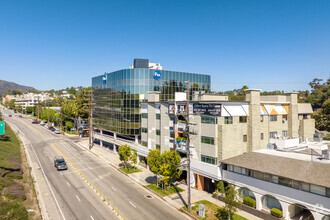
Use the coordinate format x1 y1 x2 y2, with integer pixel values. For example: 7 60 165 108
201 136 214 145
301 182 309 192
252 171 264 180
243 135 247 142
156 130 160 136
141 128 148 133
141 113 148 119
303 114 308 119
156 114 160 120
270 115 277 121
271 175 279 184
260 133 264 140
264 173 271 181
169 115 175 121
282 130 288 137
156 144 160 150
270 131 277 138
224 116 233 124
201 116 217 124
233 166 241 173
282 115 287 120
201 155 217 165
239 116 247 123
292 180 301 189
170 132 174 138
260 115 264 122
142 141 148 147
279 177 292 187
310 184 326 196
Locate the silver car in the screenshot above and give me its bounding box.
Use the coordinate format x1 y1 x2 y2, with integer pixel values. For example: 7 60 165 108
54 129 61 134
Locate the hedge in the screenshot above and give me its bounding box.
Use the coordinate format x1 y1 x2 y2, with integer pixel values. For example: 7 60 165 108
243 197 256 208
270 208 283 218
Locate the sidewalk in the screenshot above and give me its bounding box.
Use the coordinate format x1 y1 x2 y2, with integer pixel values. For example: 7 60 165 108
76 139 262 220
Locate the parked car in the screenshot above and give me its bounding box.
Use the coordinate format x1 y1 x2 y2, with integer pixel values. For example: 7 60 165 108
19 115 22 118
44 124 49 129
54 129 61 134
8 114 12 117
49 127 56 132
54 156 67 171
32 119 39 124
40 122 45 126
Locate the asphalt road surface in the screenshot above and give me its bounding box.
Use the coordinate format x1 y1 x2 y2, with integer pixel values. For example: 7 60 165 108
2 109 187 220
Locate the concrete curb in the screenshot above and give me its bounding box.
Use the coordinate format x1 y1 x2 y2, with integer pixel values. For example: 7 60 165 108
9 122 48 220
180 208 199 220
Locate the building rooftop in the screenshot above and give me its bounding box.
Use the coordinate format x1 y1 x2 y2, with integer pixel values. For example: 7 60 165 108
222 142 330 188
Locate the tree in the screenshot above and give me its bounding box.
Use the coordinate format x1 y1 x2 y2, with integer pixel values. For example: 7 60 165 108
147 149 162 187
216 182 242 220
161 150 182 187
312 98 330 131
131 149 138 169
40 109 56 122
159 163 171 191
65 121 74 130
11 89 23 95
118 145 131 169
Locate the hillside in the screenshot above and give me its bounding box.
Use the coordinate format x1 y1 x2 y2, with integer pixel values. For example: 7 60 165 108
0 80 37 96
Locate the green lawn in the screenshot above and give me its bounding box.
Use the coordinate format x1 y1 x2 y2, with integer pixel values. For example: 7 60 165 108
182 200 247 220
0 123 22 170
119 167 142 174
147 183 184 197
0 123 28 220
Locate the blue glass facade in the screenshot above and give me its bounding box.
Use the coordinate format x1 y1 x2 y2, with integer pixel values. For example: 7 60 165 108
92 68 210 136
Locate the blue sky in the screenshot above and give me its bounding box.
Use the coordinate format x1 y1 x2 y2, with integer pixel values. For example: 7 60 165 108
0 0 329 92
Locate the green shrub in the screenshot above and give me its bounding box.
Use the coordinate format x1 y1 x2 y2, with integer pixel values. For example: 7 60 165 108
243 197 256 208
215 208 229 220
270 208 283 218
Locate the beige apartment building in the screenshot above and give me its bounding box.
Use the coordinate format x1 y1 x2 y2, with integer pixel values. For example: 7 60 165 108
141 89 315 192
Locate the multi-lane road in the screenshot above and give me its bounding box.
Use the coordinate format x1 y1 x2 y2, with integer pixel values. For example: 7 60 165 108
2 108 187 220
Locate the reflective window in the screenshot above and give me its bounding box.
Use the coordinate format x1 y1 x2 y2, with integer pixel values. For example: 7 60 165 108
201 116 217 124
201 155 217 165
224 116 233 124
310 184 326 196
201 136 215 145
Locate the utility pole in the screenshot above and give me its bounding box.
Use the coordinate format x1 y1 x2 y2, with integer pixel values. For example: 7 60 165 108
185 80 191 210
47 95 50 126
37 96 40 121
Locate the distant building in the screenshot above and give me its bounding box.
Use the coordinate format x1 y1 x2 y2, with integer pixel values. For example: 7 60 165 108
4 93 53 109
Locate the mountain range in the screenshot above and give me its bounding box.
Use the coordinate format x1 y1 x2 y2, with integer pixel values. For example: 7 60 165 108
0 80 37 96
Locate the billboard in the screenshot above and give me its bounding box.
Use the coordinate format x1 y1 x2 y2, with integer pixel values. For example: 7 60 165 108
193 104 221 116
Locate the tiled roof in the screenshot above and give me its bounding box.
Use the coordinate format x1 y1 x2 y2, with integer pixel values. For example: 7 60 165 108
222 152 330 188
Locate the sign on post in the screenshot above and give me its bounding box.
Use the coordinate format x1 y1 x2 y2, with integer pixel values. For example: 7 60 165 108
198 204 205 217
0 122 5 135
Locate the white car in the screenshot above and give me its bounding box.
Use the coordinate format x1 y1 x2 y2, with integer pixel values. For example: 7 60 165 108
54 129 61 134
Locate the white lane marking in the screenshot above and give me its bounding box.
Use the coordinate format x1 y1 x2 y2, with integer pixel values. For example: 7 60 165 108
66 182 71 187
76 195 81 202
111 186 117 191
90 216 95 220
129 201 136 208
60 172 63 176
30 140 66 220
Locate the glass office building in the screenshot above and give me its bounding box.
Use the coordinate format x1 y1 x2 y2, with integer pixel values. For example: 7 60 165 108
92 67 211 137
